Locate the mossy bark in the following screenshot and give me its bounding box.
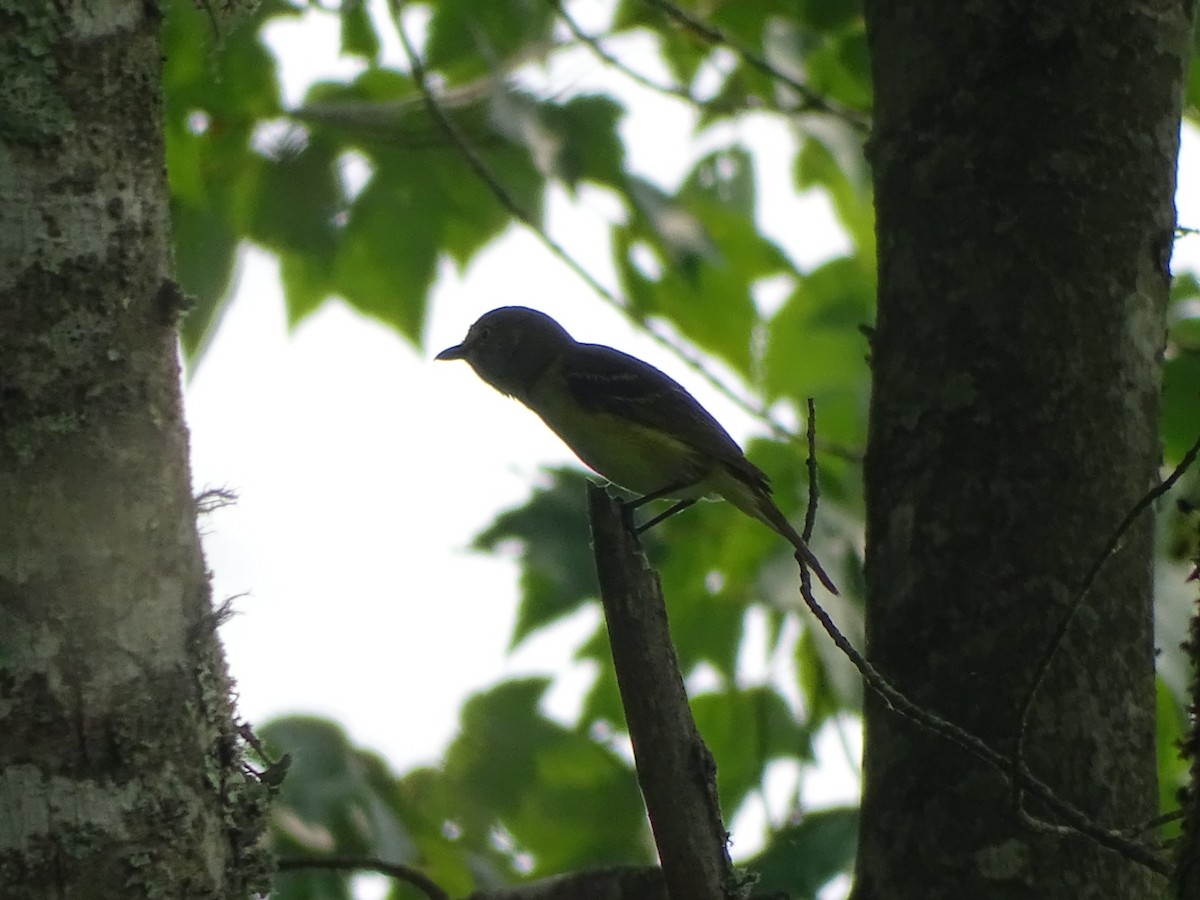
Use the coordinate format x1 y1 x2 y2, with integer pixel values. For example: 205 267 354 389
0 1 270 896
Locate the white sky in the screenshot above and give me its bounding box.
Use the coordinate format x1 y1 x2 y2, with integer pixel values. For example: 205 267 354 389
181 1 1200 876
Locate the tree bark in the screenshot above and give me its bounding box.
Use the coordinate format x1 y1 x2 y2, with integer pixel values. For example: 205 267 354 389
0 2 268 896
587 486 733 900
856 2 1193 898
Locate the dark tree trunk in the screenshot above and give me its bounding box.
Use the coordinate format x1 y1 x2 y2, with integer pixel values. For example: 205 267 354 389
856 2 1193 897
0 2 268 896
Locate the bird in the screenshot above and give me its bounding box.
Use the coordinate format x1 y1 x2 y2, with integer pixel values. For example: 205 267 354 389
436 306 838 594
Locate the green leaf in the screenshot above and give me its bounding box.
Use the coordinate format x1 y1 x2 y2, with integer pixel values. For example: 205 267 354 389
173 199 240 363
1187 25 1200 116
163 0 282 123
303 68 417 112
340 0 380 61
648 504 770 678
1156 677 1187 840
259 718 495 899
798 27 872 110
796 130 874 258
710 3 772 47
538 95 628 192
442 680 650 876
280 243 337 327
164 0 288 358
745 806 859 897
1162 351 1200 463
472 468 598 647
762 256 874 444
611 0 655 31
1169 271 1200 351
798 0 864 32
425 0 557 83
615 166 791 376
796 628 840 727
692 686 811 816
385 765 512 895
577 625 627 726
685 146 757 221
241 139 344 256
670 587 747 678
796 600 864 726
439 138 543 267
261 717 416 861
332 164 438 342
270 867 351 900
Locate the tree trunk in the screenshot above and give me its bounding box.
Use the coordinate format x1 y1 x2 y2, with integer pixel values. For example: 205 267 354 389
0 2 268 896
856 2 1193 898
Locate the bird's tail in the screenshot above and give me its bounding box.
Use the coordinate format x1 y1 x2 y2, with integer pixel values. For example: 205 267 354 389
753 494 840 595
712 464 840 594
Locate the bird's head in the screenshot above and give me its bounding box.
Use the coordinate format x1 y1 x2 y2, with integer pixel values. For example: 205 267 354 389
436 306 575 399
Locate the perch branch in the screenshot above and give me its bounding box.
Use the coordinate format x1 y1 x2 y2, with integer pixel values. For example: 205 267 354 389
588 485 733 900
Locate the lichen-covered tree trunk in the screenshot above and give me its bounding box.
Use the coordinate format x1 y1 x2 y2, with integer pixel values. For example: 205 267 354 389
0 2 268 896
856 2 1193 898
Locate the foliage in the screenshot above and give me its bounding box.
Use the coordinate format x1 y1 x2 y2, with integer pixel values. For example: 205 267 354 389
164 0 1200 896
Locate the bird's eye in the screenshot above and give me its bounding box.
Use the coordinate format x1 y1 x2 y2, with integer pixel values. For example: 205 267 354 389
476 326 491 343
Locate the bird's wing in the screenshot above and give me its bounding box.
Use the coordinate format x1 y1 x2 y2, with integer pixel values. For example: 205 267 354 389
561 343 769 489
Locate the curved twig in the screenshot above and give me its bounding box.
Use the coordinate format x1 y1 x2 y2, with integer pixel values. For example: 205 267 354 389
276 856 450 900
640 0 871 132
798 400 1170 875
548 0 754 114
1013 430 1200 819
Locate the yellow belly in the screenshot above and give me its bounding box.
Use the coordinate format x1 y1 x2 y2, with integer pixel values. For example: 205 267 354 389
535 403 711 497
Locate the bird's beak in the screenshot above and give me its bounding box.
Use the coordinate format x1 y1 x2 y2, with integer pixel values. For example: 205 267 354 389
435 343 467 361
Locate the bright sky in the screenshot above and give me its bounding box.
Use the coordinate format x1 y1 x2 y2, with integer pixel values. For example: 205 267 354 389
181 1 1200 879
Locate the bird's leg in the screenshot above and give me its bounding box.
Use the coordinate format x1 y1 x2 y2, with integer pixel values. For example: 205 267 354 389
618 480 698 534
635 499 697 534
625 481 691 512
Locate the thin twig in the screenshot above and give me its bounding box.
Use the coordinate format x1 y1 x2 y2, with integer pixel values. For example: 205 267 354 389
797 400 1170 875
1119 808 1186 839
548 0 753 114
277 856 450 900
551 0 694 102
641 0 871 132
803 398 821 541
1013 430 1200 816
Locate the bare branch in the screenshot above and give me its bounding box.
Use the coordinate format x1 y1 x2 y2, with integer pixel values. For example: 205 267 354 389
548 0 754 114
276 856 450 900
587 484 734 900
640 0 871 132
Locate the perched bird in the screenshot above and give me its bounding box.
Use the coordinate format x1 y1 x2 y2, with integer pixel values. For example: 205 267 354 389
437 306 838 594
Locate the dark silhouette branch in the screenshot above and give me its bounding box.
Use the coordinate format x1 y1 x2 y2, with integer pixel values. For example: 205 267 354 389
276 856 450 900
639 0 871 131
467 866 667 900
587 485 734 900
547 0 757 114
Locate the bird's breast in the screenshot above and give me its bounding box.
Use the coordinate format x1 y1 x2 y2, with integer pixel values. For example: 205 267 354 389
530 393 712 497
